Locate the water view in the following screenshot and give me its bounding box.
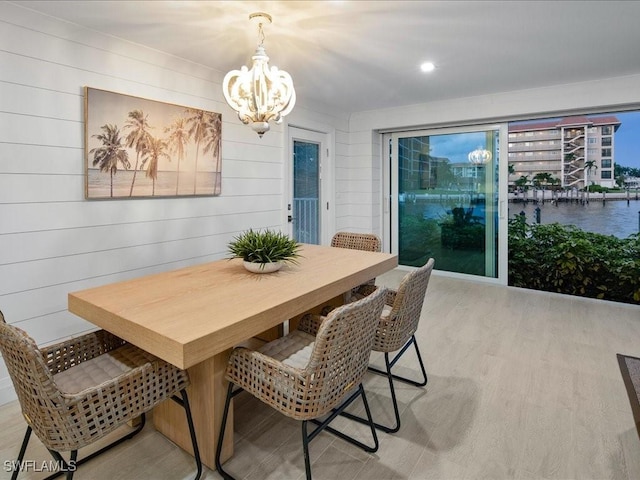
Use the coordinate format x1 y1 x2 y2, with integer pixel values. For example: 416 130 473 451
509 198 640 238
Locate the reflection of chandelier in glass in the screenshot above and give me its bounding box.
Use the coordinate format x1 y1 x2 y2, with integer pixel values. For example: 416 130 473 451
222 12 296 138
468 146 492 165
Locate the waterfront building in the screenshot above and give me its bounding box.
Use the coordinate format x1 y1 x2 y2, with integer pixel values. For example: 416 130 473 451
625 176 640 189
508 115 621 190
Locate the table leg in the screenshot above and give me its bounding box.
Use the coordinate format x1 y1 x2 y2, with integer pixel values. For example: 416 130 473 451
154 348 233 470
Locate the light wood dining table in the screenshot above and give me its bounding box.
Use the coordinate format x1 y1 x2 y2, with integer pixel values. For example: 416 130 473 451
67 243 397 470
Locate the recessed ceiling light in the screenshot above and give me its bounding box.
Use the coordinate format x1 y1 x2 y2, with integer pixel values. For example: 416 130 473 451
420 62 436 73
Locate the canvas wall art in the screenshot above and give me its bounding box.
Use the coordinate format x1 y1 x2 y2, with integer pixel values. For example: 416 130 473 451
85 87 222 199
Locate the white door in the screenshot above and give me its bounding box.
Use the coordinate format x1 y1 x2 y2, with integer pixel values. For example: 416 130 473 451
287 127 330 245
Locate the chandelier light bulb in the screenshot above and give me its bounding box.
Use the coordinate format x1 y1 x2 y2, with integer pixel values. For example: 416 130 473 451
420 62 436 73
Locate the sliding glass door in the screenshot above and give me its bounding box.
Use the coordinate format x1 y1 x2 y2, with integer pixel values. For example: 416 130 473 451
385 125 507 281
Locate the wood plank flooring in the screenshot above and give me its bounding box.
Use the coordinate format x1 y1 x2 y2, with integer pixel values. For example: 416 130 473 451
2 270 639 479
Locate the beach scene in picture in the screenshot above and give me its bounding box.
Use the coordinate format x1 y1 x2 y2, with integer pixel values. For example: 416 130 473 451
85 87 221 199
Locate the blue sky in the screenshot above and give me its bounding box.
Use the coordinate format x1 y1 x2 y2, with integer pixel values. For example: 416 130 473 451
612 111 640 169
429 131 491 164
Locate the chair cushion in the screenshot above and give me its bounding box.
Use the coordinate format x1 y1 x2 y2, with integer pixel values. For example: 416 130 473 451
258 330 316 369
54 343 156 394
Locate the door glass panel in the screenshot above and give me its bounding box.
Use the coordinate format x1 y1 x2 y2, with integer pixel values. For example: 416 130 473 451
397 130 499 277
293 140 320 244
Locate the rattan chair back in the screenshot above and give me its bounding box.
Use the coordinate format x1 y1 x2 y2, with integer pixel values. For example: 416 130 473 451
374 258 435 353
330 232 381 252
304 286 386 416
225 286 387 421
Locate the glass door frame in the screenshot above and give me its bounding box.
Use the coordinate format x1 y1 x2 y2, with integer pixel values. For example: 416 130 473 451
382 123 509 284
286 126 331 245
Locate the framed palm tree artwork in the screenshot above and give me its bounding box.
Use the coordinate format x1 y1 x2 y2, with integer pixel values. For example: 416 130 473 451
84 87 222 199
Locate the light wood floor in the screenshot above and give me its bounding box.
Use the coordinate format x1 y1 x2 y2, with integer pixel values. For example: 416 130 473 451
2 270 640 480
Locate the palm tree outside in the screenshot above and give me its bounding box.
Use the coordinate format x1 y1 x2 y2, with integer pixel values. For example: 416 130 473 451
514 175 530 190
89 124 130 198
533 172 553 188
124 109 153 197
584 159 597 193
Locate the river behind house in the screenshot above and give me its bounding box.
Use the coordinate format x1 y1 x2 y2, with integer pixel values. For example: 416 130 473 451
509 197 640 239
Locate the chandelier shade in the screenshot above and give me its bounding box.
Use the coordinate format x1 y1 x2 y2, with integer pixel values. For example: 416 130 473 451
222 13 296 138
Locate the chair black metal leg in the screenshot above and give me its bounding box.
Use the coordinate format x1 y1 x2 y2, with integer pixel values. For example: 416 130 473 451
368 335 428 387
178 390 203 480
45 449 76 480
310 384 379 453
340 354 401 433
343 336 427 433
301 421 312 480
11 426 32 480
66 451 77 480
358 382 381 448
217 384 377 480
11 395 200 480
39 415 145 480
378 353 401 433
215 383 239 480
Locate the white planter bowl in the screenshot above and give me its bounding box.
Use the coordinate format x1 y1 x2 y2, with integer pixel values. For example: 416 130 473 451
243 261 283 274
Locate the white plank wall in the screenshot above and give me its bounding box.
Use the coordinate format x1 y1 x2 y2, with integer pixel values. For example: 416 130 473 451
0 2 351 404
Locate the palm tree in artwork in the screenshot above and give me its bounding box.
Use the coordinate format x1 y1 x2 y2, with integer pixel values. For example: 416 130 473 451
165 116 189 195
185 109 210 194
140 135 170 196
89 124 130 198
124 109 153 197
202 112 222 195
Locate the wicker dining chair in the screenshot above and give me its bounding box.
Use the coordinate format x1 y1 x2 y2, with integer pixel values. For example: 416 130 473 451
338 258 435 433
327 231 382 306
0 310 202 480
214 286 387 480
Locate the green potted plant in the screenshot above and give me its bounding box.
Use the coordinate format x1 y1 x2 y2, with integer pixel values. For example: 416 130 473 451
227 228 302 273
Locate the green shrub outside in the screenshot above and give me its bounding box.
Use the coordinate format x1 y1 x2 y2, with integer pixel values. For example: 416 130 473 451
585 185 620 193
399 213 439 265
508 215 640 304
440 206 485 251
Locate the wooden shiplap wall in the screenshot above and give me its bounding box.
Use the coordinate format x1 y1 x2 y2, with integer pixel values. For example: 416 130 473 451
0 2 351 404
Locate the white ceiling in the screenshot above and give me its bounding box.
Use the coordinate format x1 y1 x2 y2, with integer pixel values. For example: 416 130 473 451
14 0 640 113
